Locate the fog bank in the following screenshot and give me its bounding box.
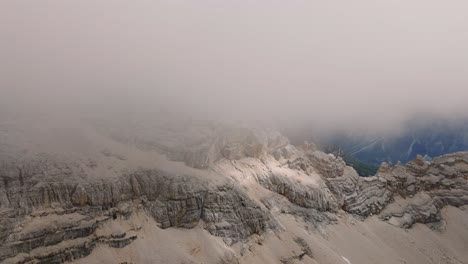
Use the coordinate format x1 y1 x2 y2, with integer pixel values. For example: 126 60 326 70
1 0 468 134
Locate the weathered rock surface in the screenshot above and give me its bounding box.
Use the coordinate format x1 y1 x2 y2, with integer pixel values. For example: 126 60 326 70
0 161 275 262
0 124 467 263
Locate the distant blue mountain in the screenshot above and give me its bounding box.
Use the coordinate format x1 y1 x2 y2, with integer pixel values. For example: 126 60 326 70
320 118 468 165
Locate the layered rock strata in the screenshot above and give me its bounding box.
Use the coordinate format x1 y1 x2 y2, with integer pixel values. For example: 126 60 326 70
0 125 466 263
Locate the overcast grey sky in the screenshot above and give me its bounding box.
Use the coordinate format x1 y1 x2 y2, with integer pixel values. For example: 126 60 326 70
1 0 467 133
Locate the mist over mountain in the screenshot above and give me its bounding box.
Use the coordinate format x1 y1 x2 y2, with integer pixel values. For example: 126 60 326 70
312 117 468 165
2 0 468 133
1 1 468 263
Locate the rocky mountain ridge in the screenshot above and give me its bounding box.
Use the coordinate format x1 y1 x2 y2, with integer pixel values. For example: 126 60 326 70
0 123 467 263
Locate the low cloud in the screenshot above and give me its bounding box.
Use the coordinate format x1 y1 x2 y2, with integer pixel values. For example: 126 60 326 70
1 0 467 134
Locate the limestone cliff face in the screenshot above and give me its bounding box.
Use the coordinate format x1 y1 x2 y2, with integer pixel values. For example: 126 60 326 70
0 164 275 262
0 125 467 263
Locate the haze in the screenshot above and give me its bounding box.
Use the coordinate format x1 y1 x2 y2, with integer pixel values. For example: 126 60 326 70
1 0 468 134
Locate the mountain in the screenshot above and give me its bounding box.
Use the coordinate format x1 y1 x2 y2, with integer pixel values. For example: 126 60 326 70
323 147 380 177
0 118 467 263
319 117 468 165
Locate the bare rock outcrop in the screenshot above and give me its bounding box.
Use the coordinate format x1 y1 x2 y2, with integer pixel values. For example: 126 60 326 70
0 159 275 262
0 123 467 263
324 151 468 228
